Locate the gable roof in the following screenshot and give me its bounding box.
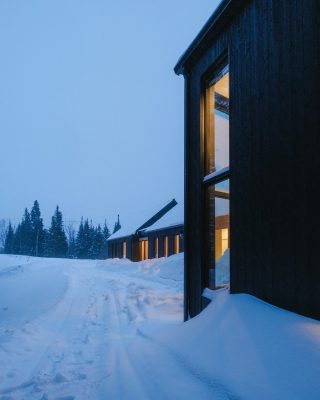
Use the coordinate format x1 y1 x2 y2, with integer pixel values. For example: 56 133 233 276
107 199 178 241
144 202 184 233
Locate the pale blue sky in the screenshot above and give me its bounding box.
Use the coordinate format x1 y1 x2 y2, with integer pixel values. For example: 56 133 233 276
0 0 220 228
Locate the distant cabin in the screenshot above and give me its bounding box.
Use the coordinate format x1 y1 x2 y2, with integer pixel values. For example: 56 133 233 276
175 0 320 320
107 199 184 261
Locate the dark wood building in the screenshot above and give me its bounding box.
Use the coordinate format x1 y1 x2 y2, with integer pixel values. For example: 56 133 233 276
107 199 184 261
175 0 320 320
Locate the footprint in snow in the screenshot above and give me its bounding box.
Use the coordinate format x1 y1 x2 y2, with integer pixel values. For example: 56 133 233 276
75 372 86 380
53 372 67 384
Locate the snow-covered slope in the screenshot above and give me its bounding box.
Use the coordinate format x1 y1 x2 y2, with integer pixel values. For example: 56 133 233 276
1 254 320 399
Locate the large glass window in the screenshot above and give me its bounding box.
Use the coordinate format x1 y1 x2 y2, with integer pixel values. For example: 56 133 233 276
204 64 229 175
163 236 169 257
140 239 148 260
203 59 230 289
174 234 180 254
123 241 127 258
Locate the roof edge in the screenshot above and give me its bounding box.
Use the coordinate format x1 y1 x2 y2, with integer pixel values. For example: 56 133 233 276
174 0 247 75
145 222 184 235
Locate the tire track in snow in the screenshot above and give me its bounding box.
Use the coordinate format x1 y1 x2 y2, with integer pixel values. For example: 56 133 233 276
100 278 234 400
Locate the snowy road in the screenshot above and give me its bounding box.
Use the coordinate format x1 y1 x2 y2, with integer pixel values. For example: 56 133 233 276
0 254 226 400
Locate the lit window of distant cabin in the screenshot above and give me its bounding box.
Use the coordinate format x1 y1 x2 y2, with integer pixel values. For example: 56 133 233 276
174 234 180 254
123 241 127 258
140 239 148 260
202 59 230 289
155 237 159 258
163 236 169 257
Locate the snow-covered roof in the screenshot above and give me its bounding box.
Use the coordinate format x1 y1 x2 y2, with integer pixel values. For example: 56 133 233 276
144 202 184 233
107 199 180 241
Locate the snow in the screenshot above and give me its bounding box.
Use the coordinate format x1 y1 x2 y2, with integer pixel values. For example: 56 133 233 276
202 166 230 184
108 199 178 240
215 248 229 286
144 202 183 233
1 254 320 399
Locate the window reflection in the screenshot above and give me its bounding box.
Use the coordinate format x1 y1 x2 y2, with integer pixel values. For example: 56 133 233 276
204 64 229 175
206 179 230 288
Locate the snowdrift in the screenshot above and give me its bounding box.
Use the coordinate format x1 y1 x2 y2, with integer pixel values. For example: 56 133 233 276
145 288 320 399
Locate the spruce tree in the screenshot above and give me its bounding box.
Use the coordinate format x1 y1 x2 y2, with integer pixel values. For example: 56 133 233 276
103 220 110 240
82 219 92 258
76 218 85 259
20 208 33 255
47 206 68 258
4 222 14 254
113 215 121 234
102 220 110 258
91 225 104 259
30 200 45 257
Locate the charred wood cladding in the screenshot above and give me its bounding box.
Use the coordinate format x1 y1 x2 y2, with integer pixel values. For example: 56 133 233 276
175 0 320 320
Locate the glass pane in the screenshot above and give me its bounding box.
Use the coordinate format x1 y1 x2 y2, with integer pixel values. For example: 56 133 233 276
140 240 148 260
174 234 180 254
206 179 230 288
163 236 168 257
204 64 229 175
123 241 127 258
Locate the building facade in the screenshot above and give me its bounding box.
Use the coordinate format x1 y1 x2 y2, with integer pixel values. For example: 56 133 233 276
107 200 184 261
175 0 320 320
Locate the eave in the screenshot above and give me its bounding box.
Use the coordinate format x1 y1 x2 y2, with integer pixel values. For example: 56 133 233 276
174 0 248 76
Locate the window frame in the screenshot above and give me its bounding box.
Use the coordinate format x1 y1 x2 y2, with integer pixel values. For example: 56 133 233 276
201 54 231 290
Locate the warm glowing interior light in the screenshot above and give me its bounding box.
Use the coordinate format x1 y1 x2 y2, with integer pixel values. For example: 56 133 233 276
163 236 169 257
215 72 229 98
123 241 127 258
174 235 180 254
140 240 148 260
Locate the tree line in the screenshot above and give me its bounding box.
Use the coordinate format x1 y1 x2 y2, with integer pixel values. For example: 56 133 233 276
3 200 121 259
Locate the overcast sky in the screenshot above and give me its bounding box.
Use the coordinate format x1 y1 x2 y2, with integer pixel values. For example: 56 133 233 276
0 0 220 229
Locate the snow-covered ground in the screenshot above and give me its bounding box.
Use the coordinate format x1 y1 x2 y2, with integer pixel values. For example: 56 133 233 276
0 254 320 399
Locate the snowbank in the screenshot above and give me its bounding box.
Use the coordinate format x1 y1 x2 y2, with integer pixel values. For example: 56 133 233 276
145 288 320 399
97 253 184 290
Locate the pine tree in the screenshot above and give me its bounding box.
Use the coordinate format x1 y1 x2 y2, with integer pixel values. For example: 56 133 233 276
20 208 33 255
47 206 68 258
30 200 45 257
4 222 14 254
113 215 121 234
